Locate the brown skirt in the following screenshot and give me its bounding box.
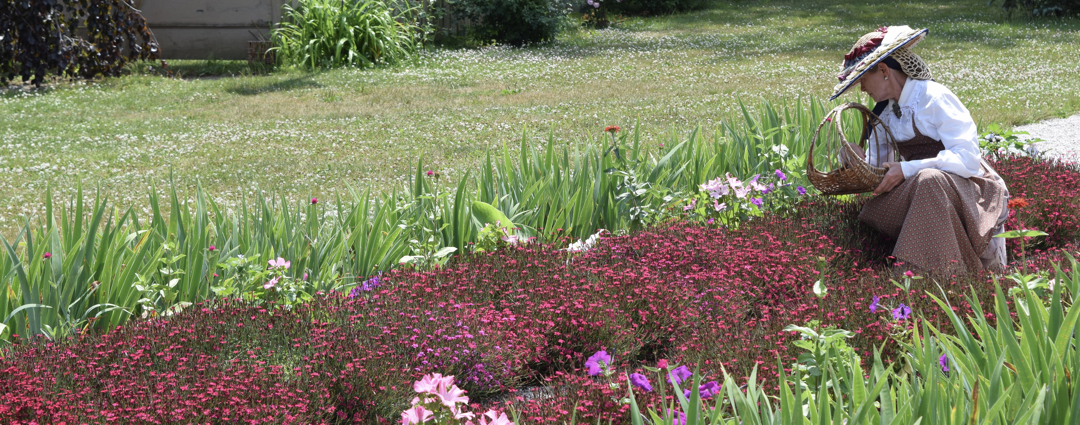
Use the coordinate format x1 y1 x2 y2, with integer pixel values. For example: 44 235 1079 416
859 162 1008 275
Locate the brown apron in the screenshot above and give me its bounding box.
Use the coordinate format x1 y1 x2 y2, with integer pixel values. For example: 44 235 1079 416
859 121 1009 274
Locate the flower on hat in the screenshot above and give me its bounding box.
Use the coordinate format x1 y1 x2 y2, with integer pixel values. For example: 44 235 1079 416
831 26 930 100
842 27 888 68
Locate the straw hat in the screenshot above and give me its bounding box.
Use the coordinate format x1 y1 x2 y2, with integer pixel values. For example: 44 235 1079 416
829 26 933 101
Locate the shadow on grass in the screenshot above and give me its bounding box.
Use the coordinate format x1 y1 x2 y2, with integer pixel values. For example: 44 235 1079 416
224 75 323 96
0 83 54 99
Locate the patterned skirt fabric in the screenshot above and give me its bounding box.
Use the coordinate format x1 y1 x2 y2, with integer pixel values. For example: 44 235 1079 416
859 161 1009 275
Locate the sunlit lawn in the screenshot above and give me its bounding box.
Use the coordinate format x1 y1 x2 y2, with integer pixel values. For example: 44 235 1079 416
1 0 1078 228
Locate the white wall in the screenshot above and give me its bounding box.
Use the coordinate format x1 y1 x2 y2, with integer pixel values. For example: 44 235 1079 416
139 0 290 60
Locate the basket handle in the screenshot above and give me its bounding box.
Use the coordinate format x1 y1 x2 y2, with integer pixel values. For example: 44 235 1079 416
807 102 899 175
806 106 840 176
842 102 900 167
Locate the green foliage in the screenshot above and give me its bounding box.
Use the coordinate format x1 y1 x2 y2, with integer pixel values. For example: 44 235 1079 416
990 0 1080 16
979 123 1044 161
449 0 572 45
272 0 423 70
0 0 158 85
604 0 708 17
471 201 516 231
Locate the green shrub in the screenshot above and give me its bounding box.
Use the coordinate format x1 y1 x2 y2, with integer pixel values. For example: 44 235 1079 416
449 0 572 45
272 0 423 70
990 0 1080 16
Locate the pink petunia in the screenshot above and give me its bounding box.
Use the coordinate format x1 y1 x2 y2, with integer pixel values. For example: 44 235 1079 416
414 373 454 394
435 383 469 408
268 257 291 269
733 185 750 199
401 404 433 424
263 276 279 290
476 410 513 425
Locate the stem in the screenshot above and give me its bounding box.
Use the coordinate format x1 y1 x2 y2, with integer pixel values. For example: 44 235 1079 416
1019 211 1027 276
1021 237 1027 277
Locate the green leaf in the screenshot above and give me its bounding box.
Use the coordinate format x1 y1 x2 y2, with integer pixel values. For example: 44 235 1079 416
432 246 457 258
993 229 1049 239
471 201 515 231
398 255 422 264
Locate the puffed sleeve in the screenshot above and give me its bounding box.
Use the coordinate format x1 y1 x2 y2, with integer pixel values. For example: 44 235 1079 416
898 87 984 179
866 121 893 168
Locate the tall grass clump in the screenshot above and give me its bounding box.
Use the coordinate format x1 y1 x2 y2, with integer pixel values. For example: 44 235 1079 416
272 0 423 69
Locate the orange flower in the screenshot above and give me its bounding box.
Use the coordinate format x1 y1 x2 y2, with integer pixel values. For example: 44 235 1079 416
1008 198 1030 209
604 125 620 133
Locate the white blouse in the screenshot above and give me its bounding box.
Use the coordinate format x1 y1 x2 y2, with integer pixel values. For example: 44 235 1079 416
867 79 985 179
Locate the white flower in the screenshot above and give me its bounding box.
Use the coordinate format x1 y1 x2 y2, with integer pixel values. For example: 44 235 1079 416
564 229 605 252
771 144 790 158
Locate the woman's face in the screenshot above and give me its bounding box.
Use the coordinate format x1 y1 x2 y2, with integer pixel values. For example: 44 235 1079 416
857 65 889 103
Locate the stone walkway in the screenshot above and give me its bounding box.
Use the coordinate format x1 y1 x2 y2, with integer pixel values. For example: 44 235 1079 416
1015 113 1080 162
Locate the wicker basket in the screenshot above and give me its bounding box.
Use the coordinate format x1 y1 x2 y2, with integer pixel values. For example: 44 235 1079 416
807 102 898 195
247 41 275 66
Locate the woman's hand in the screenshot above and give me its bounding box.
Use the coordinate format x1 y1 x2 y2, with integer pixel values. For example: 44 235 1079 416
873 162 905 195
845 142 866 160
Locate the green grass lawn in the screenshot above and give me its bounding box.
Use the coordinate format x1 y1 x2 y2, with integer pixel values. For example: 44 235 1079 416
1 0 1078 228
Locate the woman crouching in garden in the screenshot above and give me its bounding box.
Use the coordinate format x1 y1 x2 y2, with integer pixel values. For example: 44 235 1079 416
833 26 1009 275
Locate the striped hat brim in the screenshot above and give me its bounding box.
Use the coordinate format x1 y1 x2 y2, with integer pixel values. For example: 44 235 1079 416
828 27 929 101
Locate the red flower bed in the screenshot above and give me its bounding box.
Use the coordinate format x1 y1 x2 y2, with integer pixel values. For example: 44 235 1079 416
1 156 1078 423
990 156 1080 255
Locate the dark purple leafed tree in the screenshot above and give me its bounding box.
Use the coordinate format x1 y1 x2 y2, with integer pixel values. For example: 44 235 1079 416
0 0 159 86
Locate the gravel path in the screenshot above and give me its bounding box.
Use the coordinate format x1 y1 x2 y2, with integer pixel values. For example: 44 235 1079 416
1015 113 1080 162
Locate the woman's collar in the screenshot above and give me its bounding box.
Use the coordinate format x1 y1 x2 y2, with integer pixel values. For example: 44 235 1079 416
897 78 916 106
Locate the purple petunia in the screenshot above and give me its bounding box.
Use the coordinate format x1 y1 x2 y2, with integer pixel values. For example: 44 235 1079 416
629 373 653 392
683 380 720 400
360 273 381 291
869 295 880 313
585 350 611 376
892 304 911 320
667 365 692 385
775 169 787 181
664 409 687 425
750 197 764 208
939 353 949 373
797 186 807 196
